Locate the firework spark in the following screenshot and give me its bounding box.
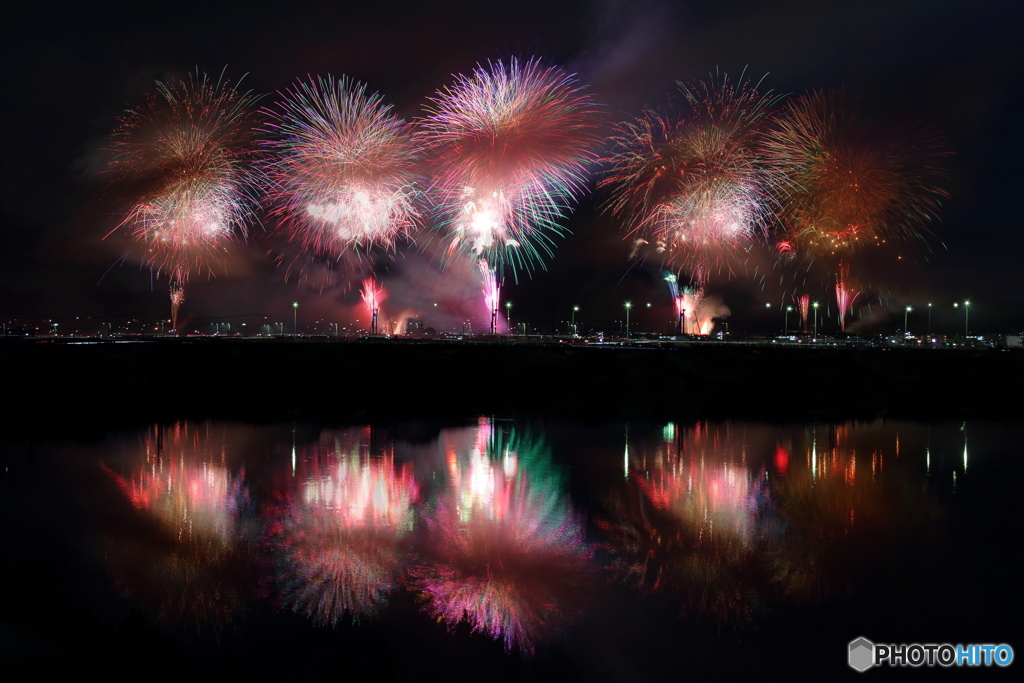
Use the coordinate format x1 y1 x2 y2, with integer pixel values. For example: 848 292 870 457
108 71 263 279
798 294 810 332
261 76 420 259
835 262 860 331
664 273 717 335
478 259 500 333
360 278 386 334
601 73 781 276
419 58 597 275
764 89 948 258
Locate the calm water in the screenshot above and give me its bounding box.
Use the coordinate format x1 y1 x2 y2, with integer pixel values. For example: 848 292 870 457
2 418 1020 678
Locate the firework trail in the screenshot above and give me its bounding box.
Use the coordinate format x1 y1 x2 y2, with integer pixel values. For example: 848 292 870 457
477 259 500 333
169 275 185 331
261 76 420 259
274 428 418 624
410 420 591 654
798 294 810 332
360 278 386 334
834 262 860 332
764 89 948 259
107 71 264 322
600 72 781 277
419 58 598 276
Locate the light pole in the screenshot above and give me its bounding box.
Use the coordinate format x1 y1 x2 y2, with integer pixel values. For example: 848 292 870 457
812 302 819 337
785 306 793 333
964 300 970 336
505 301 513 335
927 303 932 336
904 306 912 343
292 301 299 335
624 302 632 339
571 306 579 336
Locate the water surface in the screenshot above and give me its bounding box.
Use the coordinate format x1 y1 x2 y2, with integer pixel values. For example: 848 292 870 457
2 418 1019 678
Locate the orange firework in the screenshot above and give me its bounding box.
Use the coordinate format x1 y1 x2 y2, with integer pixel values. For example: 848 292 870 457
764 89 948 258
600 72 782 276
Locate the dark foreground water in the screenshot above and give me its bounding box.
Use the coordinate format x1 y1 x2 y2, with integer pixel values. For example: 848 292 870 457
2 419 1020 679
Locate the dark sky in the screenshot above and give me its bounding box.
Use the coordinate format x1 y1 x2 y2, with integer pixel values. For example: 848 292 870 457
2 0 1021 335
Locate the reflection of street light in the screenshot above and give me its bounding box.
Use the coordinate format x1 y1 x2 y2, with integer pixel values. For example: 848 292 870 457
571 306 579 336
785 306 793 333
292 301 299 335
812 302 819 337
624 302 632 339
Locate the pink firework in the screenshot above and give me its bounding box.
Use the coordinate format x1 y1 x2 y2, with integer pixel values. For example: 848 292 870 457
262 76 420 258
834 262 860 331
600 73 781 274
360 278 386 334
478 259 500 333
798 294 810 332
419 58 598 274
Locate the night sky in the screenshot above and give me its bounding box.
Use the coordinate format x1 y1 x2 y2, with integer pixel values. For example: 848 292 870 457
3 0 1021 335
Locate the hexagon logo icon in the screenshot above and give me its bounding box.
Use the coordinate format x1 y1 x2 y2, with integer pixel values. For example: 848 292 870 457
849 637 875 672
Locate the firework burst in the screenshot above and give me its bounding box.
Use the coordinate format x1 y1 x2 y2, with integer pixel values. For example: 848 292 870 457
419 58 598 276
601 73 781 277
108 71 263 279
261 76 420 259
764 89 948 258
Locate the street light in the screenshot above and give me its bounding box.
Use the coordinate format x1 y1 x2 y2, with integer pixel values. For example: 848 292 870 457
785 306 793 333
927 303 932 336
571 306 579 336
624 302 632 339
292 301 299 335
505 301 513 335
904 306 912 343
964 300 970 336
812 302 819 337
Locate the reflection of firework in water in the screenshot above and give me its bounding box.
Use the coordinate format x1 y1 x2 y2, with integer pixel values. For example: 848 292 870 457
360 278 386 334
262 76 420 258
834 262 859 331
420 58 597 275
411 420 591 653
101 423 252 634
771 425 942 603
601 74 780 273
277 428 418 624
598 422 772 629
765 89 947 258
108 72 263 279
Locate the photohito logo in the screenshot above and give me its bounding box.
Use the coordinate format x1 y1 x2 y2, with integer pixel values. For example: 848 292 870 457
848 637 1014 671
